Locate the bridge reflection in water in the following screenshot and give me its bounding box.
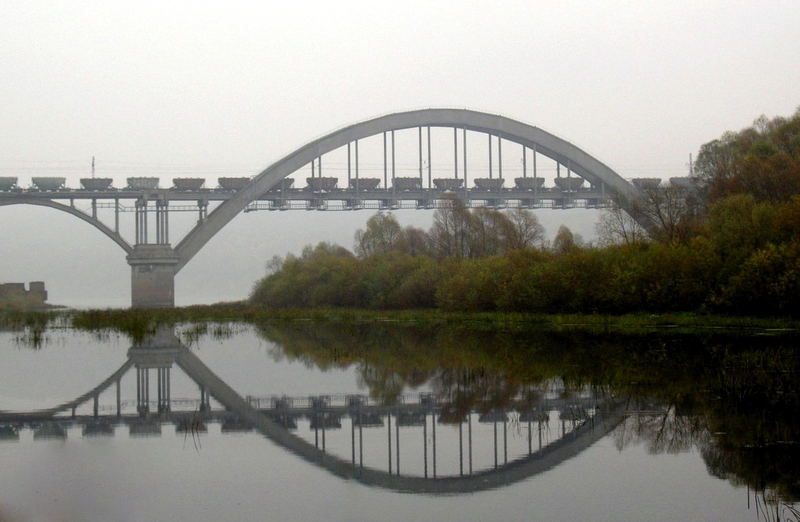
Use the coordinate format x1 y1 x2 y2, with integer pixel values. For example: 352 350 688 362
0 328 626 494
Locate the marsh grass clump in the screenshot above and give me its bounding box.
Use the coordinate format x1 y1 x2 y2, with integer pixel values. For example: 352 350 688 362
70 308 164 344
179 323 209 347
0 309 62 349
0 309 56 330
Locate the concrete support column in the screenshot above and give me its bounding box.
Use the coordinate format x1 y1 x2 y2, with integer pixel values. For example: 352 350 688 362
468 413 473 474
453 127 458 179
427 126 432 189
155 199 169 244
418 127 423 184
135 200 148 244
498 136 503 180
387 410 392 474
459 419 464 476
355 140 359 182
347 142 351 186
523 145 527 178
199 385 209 411
197 197 208 224
383 132 388 190
158 367 170 414
137 367 150 416
115 198 120 233
423 411 428 478
533 143 539 202
488 134 493 179
127 244 179 308
391 130 396 198
463 128 467 185
432 411 437 478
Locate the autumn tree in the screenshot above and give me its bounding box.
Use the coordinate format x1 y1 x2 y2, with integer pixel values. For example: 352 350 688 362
469 207 511 257
429 195 474 258
429 196 546 258
503 206 546 250
631 183 701 244
400 226 430 256
596 203 649 247
693 108 800 204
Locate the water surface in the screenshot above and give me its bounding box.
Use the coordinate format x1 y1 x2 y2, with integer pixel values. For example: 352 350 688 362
0 322 796 522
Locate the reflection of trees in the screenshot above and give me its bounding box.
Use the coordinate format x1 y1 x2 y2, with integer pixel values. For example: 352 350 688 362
613 405 709 455
612 395 800 508
609 344 800 506
431 367 521 423
700 345 800 505
356 363 406 404
256 319 800 506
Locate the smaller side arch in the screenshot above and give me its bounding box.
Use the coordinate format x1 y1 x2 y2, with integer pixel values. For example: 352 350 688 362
0 199 133 254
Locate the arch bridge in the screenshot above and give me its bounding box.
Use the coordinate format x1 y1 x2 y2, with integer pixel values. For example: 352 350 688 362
0 109 660 307
0 328 627 494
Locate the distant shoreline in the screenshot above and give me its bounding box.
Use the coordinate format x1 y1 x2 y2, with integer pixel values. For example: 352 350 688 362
6 303 795 336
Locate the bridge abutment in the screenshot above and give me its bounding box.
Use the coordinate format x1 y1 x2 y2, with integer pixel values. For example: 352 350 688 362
127 245 179 308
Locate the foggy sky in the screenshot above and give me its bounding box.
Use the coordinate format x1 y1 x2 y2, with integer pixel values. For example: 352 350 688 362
1 1 798 308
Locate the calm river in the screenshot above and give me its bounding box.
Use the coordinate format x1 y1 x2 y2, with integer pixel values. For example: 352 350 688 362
0 320 797 522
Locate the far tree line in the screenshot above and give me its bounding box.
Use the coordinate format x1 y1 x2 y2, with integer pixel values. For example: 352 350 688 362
251 107 800 317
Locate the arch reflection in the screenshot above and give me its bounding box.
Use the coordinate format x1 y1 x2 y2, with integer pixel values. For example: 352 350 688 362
0 327 624 494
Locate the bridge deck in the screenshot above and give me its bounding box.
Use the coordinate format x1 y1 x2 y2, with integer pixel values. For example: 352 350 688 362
0 187 610 207
0 186 612 222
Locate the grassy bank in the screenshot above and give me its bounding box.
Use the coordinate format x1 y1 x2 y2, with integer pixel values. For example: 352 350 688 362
8 304 795 337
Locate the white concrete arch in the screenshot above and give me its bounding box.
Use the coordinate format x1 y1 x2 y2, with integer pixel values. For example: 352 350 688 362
175 108 636 272
0 199 133 255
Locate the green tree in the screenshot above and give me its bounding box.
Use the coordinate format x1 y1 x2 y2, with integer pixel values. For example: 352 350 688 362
250 242 363 308
714 242 800 316
354 212 404 259
435 256 511 312
552 225 578 255
703 194 773 280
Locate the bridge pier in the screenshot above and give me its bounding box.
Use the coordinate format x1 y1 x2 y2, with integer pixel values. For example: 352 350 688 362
136 367 150 415
127 244 179 308
129 328 181 415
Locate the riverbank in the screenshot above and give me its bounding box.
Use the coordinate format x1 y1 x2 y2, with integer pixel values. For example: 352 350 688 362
5 303 796 338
